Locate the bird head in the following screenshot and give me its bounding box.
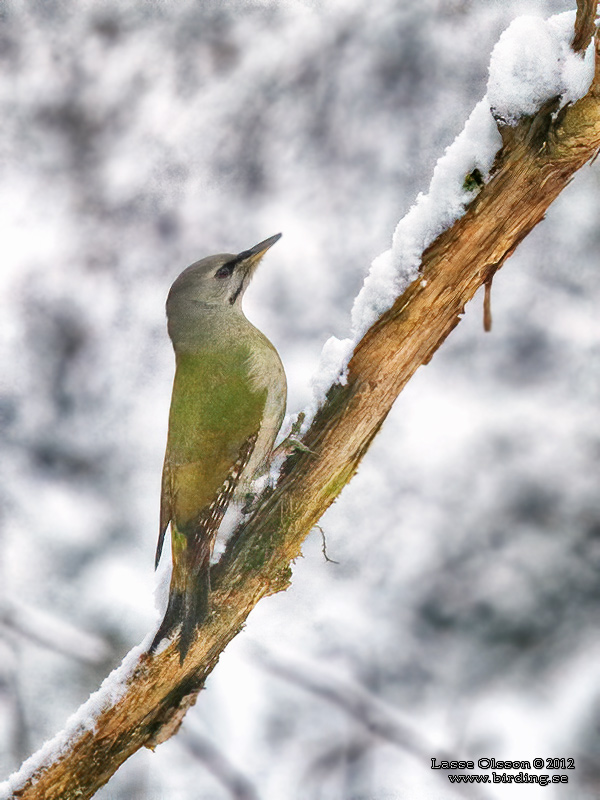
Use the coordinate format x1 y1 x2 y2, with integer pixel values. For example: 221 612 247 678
167 233 282 314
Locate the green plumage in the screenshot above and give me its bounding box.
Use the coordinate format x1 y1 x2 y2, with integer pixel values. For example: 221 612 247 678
151 236 286 662
166 347 268 521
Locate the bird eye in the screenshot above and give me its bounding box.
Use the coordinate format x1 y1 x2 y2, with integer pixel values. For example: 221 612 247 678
215 263 235 280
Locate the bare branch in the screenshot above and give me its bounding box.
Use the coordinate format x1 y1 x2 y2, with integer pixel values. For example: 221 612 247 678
179 726 261 800
0 599 110 665
572 0 598 54
254 647 439 757
302 737 374 796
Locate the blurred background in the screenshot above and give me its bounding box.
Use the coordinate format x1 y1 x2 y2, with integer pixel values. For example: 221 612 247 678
1 0 599 798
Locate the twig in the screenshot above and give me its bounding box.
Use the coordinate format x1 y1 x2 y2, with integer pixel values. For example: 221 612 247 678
0 600 110 665
483 276 493 333
572 0 598 54
315 525 339 564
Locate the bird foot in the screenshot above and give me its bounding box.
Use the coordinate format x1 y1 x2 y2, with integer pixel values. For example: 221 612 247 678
272 435 317 459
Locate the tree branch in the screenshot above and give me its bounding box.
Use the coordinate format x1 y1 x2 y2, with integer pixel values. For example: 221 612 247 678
3 9 600 800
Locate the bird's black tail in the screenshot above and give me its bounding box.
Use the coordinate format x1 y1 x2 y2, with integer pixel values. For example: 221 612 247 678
150 561 210 664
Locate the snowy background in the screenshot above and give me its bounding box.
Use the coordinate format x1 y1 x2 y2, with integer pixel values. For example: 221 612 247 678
1 1 599 798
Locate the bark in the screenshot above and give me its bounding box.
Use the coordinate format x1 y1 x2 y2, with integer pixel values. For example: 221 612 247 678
573 0 597 53
5 9 600 800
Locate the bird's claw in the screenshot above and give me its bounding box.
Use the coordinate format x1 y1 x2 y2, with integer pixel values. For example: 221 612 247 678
273 435 317 459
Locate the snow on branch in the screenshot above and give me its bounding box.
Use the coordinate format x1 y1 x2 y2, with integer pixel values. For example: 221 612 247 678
0 644 147 799
307 9 595 421
488 11 595 123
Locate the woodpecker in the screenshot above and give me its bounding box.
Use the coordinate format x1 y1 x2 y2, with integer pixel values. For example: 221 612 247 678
151 234 286 661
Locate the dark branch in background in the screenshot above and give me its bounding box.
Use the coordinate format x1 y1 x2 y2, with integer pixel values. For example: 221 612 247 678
251 645 493 800
179 727 261 800
303 736 374 797
252 645 433 757
0 599 110 665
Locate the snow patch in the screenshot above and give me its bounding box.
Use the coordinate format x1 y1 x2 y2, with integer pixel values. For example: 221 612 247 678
304 334 352 421
304 97 500 419
488 11 595 124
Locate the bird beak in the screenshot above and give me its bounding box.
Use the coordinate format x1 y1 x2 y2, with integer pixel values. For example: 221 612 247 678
235 233 282 274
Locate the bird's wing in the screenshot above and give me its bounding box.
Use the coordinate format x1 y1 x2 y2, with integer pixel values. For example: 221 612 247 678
188 430 258 548
155 432 257 568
